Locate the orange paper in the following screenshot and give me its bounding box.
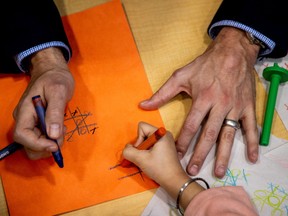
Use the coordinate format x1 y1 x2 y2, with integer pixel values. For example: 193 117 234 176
0 1 163 215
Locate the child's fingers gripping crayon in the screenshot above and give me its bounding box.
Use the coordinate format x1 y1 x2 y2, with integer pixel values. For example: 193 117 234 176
120 127 167 168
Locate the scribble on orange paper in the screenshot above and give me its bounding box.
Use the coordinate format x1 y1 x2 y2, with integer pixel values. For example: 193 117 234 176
64 106 98 142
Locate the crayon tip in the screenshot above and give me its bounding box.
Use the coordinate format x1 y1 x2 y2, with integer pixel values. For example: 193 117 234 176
57 160 64 168
109 163 121 170
52 150 64 168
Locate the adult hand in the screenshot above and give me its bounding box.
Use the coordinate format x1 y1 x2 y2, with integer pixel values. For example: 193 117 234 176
139 27 259 178
13 47 75 160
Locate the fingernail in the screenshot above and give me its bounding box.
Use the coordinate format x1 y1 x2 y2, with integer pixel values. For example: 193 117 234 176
216 165 226 176
46 145 58 152
49 124 60 138
177 151 183 159
189 165 199 175
251 152 258 163
140 100 149 106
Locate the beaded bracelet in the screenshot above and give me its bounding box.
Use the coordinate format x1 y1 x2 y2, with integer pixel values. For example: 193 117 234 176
176 177 210 215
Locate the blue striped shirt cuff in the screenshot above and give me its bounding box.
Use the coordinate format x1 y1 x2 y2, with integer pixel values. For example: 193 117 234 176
15 41 71 72
208 20 275 56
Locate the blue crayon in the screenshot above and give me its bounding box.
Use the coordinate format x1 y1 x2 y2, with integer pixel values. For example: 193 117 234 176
32 95 64 168
0 142 23 160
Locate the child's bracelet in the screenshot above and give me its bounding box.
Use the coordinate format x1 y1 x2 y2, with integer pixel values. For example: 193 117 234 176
176 177 210 215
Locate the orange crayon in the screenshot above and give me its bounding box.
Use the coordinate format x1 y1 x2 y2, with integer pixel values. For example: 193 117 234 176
120 127 167 168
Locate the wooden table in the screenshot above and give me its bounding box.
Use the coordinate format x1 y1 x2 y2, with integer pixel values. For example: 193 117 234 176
1 0 287 215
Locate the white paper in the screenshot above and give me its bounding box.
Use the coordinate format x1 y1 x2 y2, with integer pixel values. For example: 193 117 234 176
142 131 288 216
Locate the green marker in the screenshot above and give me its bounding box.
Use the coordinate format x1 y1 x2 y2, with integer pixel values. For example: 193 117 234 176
260 63 288 146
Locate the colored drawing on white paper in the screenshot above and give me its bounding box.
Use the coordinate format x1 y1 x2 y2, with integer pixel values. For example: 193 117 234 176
141 130 288 216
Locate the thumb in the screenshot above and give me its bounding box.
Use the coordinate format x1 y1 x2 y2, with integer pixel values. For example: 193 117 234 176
139 78 181 110
44 96 67 140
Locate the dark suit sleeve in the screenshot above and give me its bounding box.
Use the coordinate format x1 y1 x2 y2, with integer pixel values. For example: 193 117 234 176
208 0 288 58
1 0 71 73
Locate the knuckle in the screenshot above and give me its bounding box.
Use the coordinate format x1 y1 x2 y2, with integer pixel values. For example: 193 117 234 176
182 122 198 135
153 90 167 105
222 130 235 143
49 108 63 118
203 127 218 143
172 68 184 79
220 94 231 106
13 128 22 142
171 69 189 89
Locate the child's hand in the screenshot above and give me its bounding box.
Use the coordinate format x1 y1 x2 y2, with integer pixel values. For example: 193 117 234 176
122 122 188 187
